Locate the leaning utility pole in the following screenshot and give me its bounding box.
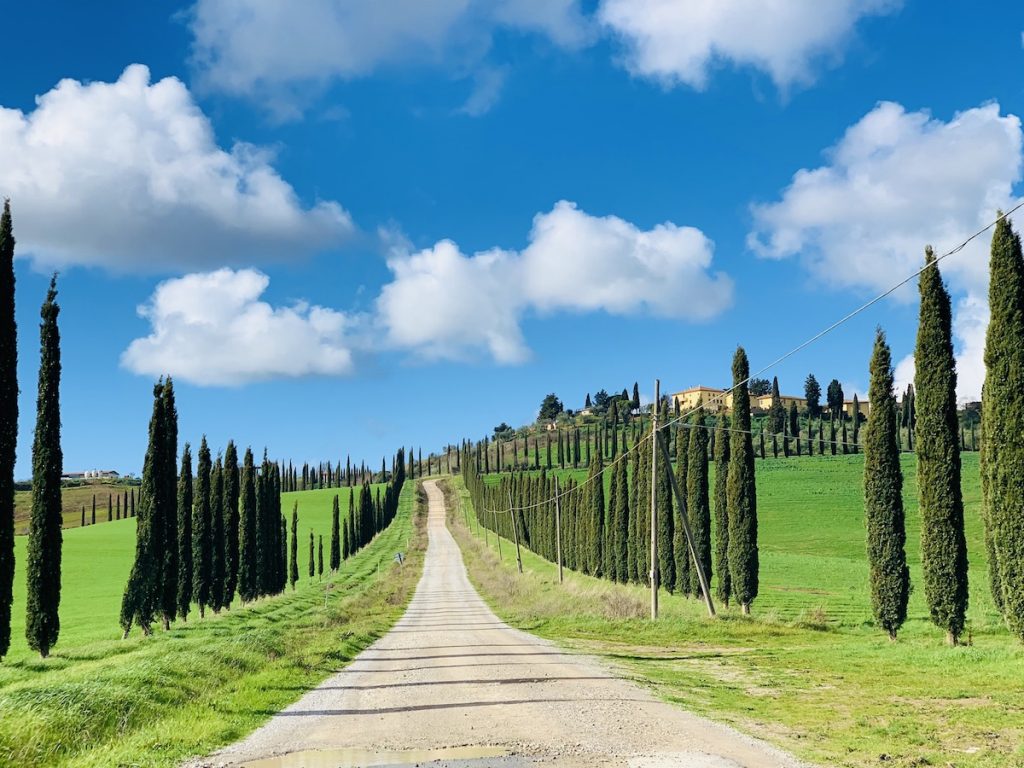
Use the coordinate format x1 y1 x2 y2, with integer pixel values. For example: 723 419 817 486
656 430 716 618
650 379 660 620
554 476 563 584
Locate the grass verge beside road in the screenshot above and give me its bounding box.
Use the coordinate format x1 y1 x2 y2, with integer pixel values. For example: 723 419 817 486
0 481 426 768
444 466 1024 768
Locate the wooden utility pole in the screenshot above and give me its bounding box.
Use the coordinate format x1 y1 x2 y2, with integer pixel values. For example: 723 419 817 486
650 378 660 620
554 476 564 584
656 430 716 618
509 490 523 574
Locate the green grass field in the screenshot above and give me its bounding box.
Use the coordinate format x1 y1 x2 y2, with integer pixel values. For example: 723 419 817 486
2 483 384 663
0 481 416 767
450 453 1024 768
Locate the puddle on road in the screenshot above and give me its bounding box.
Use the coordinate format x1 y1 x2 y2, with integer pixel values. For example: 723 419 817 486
239 746 511 768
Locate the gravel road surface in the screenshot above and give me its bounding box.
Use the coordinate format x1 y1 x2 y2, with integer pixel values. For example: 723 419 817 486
199 480 808 768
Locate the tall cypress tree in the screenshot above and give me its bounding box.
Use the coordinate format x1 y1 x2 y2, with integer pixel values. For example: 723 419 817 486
713 413 731 607
864 328 910 640
727 347 758 614
210 456 225 613
25 277 63 657
688 407 711 598
121 384 165 637
586 454 605 576
915 249 969 644
788 402 800 456
289 503 299 589
768 376 785 436
317 535 324 579
611 449 629 582
176 444 193 621
330 494 341 572
238 448 257 602
308 529 315 579
159 379 178 629
981 216 1024 636
673 421 691 595
193 438 212 617
0 201 16 661
223 441 240 608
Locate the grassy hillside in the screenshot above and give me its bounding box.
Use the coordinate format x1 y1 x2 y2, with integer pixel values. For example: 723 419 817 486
451 453 1024 767
14 481 138 533
0 481 423 767
3 483 384 663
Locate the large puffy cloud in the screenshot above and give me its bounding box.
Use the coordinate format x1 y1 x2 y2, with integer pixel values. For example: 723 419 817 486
598 0 900 90
189 0 590 107
749 101 1023 400
0 65 351 271
121 269 355 385
377 201 733 363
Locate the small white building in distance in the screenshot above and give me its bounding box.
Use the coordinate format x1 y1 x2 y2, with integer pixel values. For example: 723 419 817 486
62 469 121 480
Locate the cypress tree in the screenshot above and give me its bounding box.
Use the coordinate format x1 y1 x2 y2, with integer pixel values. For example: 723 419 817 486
91 495 96 525
223 441 239 608
586 454 605 576
788 401 800 457
915 249 969 644
768 376 785 436
687 407 711 599
863 328 910 640
981 216 1024 635
238 448 257 602
330 494 341 572
290 504 299 589
727 347 758 615
210 456 225 613
0 201 16 662
672 422 690 595
851 394 861 453
121 383 164 637
193 438 212 617
160 378 178 629
25 278 63 657
176 444 193 621
81 507 85 527
317 535 324 579
714 413 731 607
108 495 112 522
279 516 287 593
610 450 629 582
308 529 314 579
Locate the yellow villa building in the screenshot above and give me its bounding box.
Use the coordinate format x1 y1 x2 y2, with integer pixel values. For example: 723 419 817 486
671 385 870 417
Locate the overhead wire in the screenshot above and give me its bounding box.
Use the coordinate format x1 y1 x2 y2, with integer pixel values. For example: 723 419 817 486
480 202 1023 516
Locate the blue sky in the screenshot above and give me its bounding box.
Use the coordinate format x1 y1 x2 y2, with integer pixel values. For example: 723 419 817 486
2 1 1022 478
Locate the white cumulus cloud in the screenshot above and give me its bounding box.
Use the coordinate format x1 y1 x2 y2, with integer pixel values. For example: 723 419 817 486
376 200 733 363
121 269 356 386
189 0 590 112
749 101 1023 400
598 0 900 90
0 64 351 271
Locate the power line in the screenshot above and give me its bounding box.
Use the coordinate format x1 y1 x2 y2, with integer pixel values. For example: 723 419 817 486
481 202 1022 515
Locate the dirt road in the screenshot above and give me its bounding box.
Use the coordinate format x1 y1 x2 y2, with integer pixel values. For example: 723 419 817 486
205 480 807 768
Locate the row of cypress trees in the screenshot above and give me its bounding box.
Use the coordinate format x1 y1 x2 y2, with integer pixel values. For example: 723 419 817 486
868 224 1019 651
0 202 68 660
461 346 760 615
120 385 410 638
119 381 287 636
